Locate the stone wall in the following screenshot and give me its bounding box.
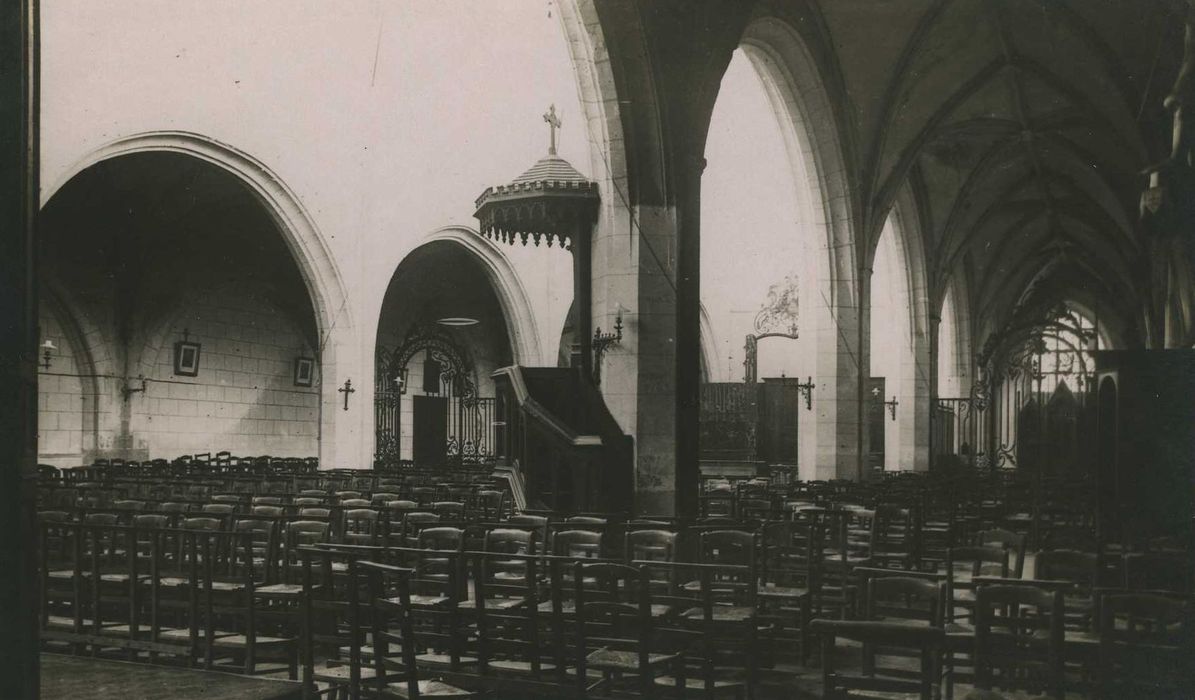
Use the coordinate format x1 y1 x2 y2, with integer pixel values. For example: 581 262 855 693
130 288 319 458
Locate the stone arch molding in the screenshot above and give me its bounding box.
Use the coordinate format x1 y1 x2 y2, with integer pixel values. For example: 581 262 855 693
43 131 354 347
417 227 544 367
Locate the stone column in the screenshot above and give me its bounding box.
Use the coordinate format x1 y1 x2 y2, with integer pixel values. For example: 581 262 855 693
0 0 40 693
674 154 705 521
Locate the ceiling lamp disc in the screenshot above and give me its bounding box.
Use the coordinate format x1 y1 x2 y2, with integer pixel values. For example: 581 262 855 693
436 317 479 327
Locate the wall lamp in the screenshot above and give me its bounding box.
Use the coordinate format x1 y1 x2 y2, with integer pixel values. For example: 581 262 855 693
394 366 410 395
39 339 57 370
592 307 625 385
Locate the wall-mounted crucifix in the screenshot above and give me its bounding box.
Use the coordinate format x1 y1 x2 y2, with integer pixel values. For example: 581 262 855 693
339 378 355 411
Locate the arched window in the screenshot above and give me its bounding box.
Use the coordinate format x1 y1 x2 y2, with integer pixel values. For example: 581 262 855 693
1030 306 1099 393
702 49 805 383
938 286 961 398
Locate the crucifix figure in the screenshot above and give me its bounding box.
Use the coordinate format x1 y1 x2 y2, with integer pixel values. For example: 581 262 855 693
543 104 561 156
338 378 355 411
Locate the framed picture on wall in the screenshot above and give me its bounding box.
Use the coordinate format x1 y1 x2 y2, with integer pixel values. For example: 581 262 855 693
294 356 315 387
173 341 201 377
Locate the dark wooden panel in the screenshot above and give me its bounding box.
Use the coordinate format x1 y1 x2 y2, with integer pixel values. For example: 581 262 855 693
40 654 303 700
413 395 448 466
867 377 886 470
699 383 758 461
759 378 800 465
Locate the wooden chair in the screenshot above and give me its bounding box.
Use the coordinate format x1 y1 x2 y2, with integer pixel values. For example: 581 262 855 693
976 528 1027 579
204 530 299 678
573 562 682 697
680 530 761 694
941 545 1007 699
355 559 477 699
551 529 604 560
860 574 944 688
811 619 942 700
756 520 818 665
973 583 1065 699
871 504 919 570
1096 592 1194 699
342 508 381 546
1123 551 1194 594
469 549 549 681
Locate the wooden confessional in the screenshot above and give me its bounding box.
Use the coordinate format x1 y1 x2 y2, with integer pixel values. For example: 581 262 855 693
1094 350 1195 546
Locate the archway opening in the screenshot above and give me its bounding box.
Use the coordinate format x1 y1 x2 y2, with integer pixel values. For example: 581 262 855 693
375 240 515 467
700 48 809 477
40 151 322 466
868 216 917 472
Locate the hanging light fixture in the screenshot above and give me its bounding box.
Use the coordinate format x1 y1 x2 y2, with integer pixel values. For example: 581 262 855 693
436 317 478 327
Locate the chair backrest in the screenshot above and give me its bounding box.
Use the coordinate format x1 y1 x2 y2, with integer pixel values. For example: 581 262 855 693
864 575 943 626
286 520 330 548
201 503 236 515
339 498 371 508
252 505 284 517
417 526 465 552
251 496 283 506
298 507 331 519
431 501 465 519
475 490 506 518
84 512 118 526
160 502 190 514
485 527 535 555
371 492 400 506
1097 592 1194 698
343 508 380 545
134 514 169 529
974 584 1064 697
1124 552 1194 593
624 529 678 563
1035 548 1097 586
811 618 942 700
180 516 222 531
551 529 604 559
977 528 1027 579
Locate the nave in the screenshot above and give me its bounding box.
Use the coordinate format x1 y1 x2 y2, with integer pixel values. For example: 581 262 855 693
36 456 1194 699
7 0 1195 697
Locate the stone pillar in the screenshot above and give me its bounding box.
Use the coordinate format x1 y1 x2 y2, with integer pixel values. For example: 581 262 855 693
320 322 367 469
674 154 704 522
0 0 40 693
853 266 873 481
574 224 593 379
927 311 941 471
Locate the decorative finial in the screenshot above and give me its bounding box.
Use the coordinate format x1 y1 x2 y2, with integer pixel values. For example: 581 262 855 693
543 104 561 156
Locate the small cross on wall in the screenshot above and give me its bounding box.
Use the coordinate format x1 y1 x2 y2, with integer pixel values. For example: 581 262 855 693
338 378 355 411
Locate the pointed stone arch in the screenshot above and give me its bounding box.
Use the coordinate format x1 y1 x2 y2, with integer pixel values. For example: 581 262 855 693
43 131 361 468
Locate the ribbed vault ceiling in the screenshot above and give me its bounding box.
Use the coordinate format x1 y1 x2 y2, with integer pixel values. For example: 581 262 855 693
815 0 1185 339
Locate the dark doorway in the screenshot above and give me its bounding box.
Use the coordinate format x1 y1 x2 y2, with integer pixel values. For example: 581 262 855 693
759 377 800 464
867 377 886 471
413 395 448 466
